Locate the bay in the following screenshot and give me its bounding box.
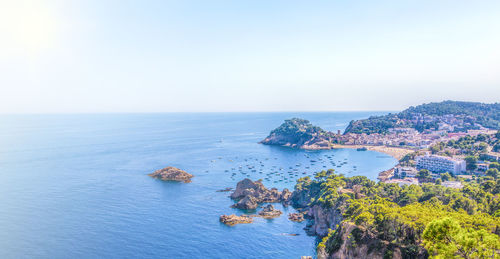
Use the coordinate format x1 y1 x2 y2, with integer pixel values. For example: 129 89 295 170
0 112 396 258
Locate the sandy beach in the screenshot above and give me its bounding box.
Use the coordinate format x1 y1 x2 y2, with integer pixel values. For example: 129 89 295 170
332 144 414 160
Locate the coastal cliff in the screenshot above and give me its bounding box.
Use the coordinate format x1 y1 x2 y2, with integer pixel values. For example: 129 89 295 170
260 118 335 150
316 221 425 259
287 170 499 259
288 172 427 258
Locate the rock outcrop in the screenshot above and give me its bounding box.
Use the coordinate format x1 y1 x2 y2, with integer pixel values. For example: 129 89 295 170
232 195 259 210
230 178 263 199
288 212 305 222
260 118 337 150
219 214 253 226
148 166 193 183
230 178 290 210
258 204 282 219
280 188 292 201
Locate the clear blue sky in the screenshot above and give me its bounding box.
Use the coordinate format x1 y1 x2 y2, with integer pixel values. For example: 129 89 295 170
1 0 499 113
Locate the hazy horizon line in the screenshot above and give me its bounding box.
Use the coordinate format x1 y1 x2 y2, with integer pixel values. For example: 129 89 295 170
0 110 397 115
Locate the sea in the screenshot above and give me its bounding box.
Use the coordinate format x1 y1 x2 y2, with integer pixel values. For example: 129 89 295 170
0 112 397 259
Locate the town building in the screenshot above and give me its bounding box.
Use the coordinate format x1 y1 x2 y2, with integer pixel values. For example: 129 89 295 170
388 128 418 134
393 166 418 178
415 154 466 174
483 152 500 162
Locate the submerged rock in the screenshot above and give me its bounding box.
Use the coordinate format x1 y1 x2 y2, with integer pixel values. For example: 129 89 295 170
216 187 233 192
219 214 253 226
148 166 193 183
258 204 283 219
281 233 300 236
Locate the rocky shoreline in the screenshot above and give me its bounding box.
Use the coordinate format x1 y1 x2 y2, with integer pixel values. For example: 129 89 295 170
220 178 299 225
377 167 395 181
260 118 414 159
219 173 418 257
219 177 350 257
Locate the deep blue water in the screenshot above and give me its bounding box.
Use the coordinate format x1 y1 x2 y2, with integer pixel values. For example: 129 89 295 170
0 112 396 259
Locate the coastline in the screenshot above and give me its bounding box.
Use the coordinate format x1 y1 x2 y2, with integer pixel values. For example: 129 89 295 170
377 167 395 181
331 144 413 160
331 144 412 182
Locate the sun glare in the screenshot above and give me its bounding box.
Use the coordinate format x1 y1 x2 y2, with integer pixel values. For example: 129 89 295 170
0 1 58 57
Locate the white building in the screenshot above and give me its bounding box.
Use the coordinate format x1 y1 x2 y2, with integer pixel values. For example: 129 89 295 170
393 166 418 178
415 154 466 174
388 128 418 134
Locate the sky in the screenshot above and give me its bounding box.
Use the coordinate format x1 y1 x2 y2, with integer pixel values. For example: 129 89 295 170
1 0 499 113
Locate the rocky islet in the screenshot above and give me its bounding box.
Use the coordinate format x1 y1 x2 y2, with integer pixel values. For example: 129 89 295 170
148 166 194 183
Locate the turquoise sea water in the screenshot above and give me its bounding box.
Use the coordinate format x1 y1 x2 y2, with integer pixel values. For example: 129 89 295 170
0 112 396 258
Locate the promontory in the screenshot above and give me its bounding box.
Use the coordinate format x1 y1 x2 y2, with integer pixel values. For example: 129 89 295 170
260 118 335 150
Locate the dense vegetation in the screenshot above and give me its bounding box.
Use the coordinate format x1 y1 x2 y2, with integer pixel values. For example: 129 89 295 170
429 133 500 157
293 170 500 258
345 101 500 134
268 118 325 138
261 118 337 146
344 113 411 134
400 101 500 130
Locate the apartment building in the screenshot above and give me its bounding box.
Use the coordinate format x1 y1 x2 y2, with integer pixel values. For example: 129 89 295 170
416 154 466 174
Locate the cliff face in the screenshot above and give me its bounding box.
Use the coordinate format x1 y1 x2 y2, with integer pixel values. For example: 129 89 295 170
289 178 342 237
317 221 427 259
260 118 335 150
288 173 428 259
290 171 500 259
304 205 342 236
318 222 388 259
